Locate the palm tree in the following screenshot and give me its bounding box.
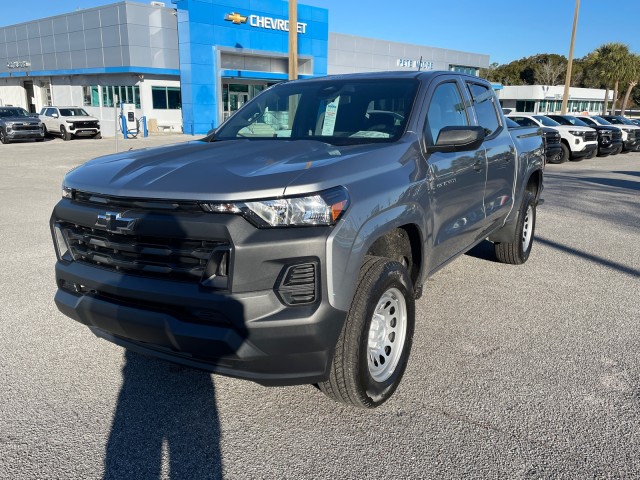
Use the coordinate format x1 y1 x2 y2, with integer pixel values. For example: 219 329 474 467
592 43 630 114
620 54 640 115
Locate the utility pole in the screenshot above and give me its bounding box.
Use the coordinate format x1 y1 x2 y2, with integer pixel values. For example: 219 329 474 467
561 0 580 114
288 0 298 80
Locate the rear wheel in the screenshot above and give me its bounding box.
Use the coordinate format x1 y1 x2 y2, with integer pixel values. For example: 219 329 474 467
318 256 415 408
494 191 536 265
0 129 10 144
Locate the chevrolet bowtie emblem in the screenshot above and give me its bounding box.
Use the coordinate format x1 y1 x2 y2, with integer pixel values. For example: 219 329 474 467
96 212 138 234
224 12 248 24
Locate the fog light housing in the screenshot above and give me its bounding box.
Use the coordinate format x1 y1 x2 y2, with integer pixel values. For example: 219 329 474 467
52 224 72 261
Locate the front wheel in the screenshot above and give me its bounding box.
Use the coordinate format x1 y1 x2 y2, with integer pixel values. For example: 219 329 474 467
494 191 536 265
0 129 9 144
318 256 415 408
60 125 71 141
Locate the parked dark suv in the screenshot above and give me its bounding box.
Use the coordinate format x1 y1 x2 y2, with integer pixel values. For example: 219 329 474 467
0 107 45 144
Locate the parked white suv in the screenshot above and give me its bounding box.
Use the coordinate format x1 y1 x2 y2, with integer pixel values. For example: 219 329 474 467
39 106 101 141
508 114 597 161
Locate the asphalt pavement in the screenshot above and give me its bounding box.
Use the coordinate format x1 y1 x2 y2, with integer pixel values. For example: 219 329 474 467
1 135 639 479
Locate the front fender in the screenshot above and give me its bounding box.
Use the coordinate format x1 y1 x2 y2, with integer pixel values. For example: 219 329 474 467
326 203 426 312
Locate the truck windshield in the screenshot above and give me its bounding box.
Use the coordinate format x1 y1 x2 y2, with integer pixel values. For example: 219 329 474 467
59 108 90 116
533 115 561 127
213 79 418 145
591 116 612 125
0 108 30 118
550 115 589 127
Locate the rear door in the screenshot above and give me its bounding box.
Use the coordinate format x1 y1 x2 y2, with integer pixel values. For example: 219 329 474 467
466 81 516 228
422 77 487 272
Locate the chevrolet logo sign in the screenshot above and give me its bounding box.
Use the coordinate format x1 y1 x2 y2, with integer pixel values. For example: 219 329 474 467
95 212 138 234
224 12 247 24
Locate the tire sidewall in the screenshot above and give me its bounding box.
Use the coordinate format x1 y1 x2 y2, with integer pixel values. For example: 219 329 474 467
516 192 536 262
356 261 415 405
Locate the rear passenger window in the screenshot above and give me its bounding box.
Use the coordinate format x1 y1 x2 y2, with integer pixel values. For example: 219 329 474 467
467 83 501 137
425 82 469 144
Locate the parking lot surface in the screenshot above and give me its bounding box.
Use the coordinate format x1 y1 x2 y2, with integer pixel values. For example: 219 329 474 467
1 136 639 479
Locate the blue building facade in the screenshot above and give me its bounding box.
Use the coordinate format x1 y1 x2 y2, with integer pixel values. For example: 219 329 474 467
174 0 328 134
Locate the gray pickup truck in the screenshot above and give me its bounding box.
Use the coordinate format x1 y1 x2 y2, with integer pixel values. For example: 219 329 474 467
51 71 544 408
0 107 45 144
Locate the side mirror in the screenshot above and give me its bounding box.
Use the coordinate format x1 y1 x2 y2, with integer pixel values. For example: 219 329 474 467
427 126 485 153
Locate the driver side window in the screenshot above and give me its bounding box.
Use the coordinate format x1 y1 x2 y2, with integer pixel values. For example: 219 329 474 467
426 82 469 144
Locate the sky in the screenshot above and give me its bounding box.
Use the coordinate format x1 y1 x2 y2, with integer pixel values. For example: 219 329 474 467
2 0 639 65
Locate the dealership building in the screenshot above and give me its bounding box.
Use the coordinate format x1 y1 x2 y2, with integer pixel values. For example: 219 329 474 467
0 0 490 135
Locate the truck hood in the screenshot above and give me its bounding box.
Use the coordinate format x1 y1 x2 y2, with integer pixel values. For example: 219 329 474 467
2 117 41 124
64 139 405 201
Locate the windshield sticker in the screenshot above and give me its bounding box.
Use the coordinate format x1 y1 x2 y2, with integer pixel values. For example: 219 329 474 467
321 98 340 136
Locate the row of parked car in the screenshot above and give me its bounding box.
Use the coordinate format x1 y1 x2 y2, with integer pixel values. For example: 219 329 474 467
0 106 101 144
505 112 640 164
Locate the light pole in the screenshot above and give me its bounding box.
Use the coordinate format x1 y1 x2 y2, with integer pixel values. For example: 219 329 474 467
561 0 580 114
288 0 298 80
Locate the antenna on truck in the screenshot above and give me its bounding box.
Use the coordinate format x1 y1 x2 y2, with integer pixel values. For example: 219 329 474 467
417 56 423 71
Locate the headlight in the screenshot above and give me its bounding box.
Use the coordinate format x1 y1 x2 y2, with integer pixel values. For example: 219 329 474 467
201 187 350 228
568 130 586 136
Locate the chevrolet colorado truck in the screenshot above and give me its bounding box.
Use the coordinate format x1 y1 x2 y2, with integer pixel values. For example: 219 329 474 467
548 114 622 157
51 72 544 408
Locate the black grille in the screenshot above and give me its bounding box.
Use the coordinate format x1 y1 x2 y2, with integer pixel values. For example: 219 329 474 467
59 222 227 282
73 121 99 128
276 262 318 305
612 130 622 141
543 132 561 145
585 131 598 142
13 124 40 131
74 191 202 212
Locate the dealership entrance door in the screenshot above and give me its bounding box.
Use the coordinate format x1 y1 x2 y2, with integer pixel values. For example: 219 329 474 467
222 82 277 121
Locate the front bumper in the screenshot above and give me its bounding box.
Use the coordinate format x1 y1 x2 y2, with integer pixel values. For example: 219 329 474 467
544 144 563 162
7 129 44 140
571 143 597 159
598 139 622 156
51 198 347 386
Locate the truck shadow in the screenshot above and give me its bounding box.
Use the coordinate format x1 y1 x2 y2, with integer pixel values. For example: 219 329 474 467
465 239 499 262
104 350 223 480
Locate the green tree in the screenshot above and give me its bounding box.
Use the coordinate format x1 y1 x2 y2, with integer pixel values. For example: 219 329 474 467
620 54 640 115
592 43 631 114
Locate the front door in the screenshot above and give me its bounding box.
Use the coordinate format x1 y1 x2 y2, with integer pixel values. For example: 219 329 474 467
423 79 487 272
228 92 248 118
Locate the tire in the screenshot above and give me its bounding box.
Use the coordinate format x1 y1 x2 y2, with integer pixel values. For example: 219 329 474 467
559 143 570 163
586 149 597 159
0 129 10 144
42 124 49 137
318 256 415 408
94 132 102 139
60 125 71 141
494 191 536 265
35 138 44 142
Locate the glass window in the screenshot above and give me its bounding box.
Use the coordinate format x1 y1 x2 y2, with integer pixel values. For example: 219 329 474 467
425 82 469 143
83 86 100 107
468 82 500 137
152 86 182 110
215 78 419 144
509 116 537 127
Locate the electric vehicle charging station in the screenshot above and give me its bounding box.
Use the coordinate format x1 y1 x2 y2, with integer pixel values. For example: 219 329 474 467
120 103 139 138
